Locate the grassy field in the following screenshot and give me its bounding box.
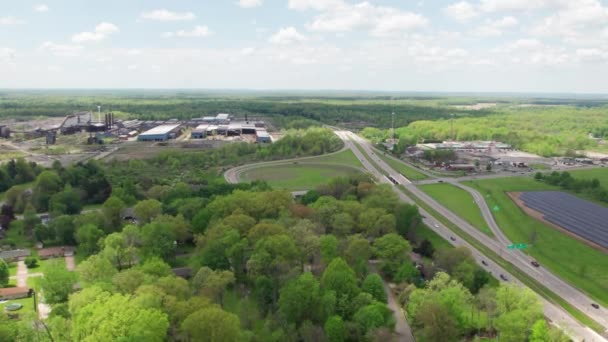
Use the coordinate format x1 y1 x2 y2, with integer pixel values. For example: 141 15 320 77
8 262 18 276
464 177 608 307
568 168 608 185
420 183 493 236
376 152 429 181
240 163 362 191
416 225 452 251
0 296 36 316
397 184 605 333
308 149 364 168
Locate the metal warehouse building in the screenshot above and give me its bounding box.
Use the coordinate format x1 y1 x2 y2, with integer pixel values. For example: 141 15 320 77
138 124 181 141
191 124 209 139
256 130 271 143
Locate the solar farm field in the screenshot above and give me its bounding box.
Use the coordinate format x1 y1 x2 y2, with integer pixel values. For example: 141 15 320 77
464 177 608 307
520 191 608 250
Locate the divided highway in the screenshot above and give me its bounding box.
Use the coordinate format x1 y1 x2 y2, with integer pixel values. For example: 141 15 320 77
339 131 607 342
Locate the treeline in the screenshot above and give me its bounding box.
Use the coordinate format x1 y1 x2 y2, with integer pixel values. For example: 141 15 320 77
535 171 608 203
0 158 43 192
402 272 567 342
0 93 489 129
103 127 342 198
367 106 608 156
2 160 110 215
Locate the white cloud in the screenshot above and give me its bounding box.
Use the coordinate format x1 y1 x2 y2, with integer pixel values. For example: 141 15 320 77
40 41 83 57
305 2 428 36
238 0 262 8
33 4 49 12
241 47 256 55
140 9 196 21
0 16 25 25
72 22 119 43
95 57 113 63
530 0 608 44
480 0 548 13
576 48 608 62
162 25 212 38
269 27 307 44
288 0 344 11
473 16 518 36
444 1 478 22
0 48 16 62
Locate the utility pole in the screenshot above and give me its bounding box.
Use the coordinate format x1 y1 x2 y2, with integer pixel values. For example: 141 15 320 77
450 113 454 141
391 97 395 151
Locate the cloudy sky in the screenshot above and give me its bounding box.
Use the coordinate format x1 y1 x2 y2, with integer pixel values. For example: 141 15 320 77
1 0 608 92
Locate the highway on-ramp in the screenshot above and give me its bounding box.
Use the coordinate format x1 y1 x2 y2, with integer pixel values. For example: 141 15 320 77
341 131 607 342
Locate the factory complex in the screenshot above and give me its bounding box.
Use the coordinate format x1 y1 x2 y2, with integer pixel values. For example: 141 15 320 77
137 113 272 143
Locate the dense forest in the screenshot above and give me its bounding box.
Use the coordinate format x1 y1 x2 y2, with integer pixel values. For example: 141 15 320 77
363 106 608 156
0 92 491 128
0 168 568 341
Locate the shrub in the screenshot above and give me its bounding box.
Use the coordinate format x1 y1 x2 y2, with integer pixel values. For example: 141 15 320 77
25 257 39 268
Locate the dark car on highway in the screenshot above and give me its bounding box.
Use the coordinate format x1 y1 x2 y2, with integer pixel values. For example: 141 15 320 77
592 303 600 309
481 260 488 266
500 274 508 281
450 236 456 241
531 260 540 267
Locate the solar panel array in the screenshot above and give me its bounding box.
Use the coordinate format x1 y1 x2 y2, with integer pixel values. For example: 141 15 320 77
520 191 608 249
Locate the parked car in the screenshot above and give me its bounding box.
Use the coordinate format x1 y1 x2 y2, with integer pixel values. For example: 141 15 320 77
531 260 540 267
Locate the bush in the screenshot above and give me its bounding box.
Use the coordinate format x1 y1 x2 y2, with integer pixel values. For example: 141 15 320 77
25 257 39 268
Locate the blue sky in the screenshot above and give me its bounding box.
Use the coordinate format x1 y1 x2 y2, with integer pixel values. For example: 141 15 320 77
1 0 608 92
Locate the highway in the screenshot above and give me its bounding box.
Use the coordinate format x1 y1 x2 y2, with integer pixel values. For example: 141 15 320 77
223 131 607 341
338 131 607 342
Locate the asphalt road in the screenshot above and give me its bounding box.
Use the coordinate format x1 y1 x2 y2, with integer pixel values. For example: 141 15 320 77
223 131 607 341
341 131 607 342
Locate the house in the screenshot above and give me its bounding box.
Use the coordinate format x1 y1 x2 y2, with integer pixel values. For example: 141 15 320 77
0 287 31 300
37 246 75 259
172 267 193 279
0 249 31 262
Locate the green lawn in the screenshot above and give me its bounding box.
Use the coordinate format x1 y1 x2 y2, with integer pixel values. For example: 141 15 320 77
568 168 608 185
397 184 605 333
307 149 364 168
0 296 36 316
376 153 429 181
464 177 608 307
420 183 493 236
8 262 18 276
240 163 362 191
416 225 452 251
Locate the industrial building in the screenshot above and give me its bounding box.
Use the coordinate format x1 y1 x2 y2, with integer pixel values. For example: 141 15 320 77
137 124 182 141
191 124 208 139
256 130 271 143
419 141 511 151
